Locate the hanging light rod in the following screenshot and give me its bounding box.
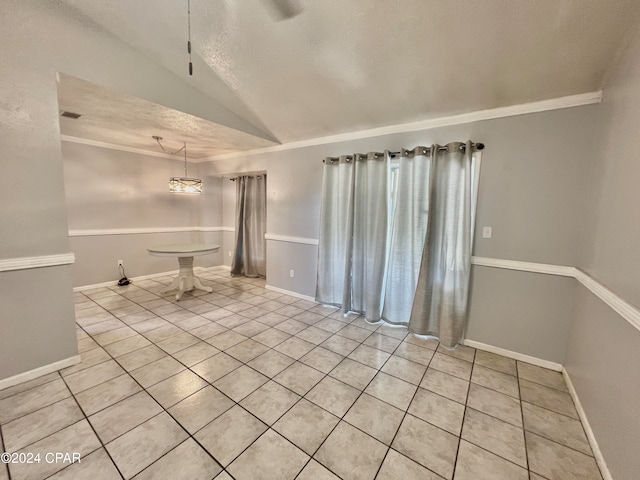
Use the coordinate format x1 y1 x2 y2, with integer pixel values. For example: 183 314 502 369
187 0 193 76
153 136 202 194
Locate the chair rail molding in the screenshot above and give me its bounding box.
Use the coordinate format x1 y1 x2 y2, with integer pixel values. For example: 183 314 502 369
0 253 76 272
69 226 232 236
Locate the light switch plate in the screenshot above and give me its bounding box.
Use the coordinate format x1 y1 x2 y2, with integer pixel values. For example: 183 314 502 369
482 227 492 239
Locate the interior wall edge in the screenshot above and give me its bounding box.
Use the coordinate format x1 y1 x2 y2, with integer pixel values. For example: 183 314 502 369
462 339 562 371
0 355 80 391
562 367 613 480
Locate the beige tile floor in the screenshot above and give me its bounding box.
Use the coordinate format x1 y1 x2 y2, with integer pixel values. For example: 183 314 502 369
0 267 603 480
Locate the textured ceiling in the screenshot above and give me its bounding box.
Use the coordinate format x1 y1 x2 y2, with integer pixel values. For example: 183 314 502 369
57 0 640 157
57 74 277 160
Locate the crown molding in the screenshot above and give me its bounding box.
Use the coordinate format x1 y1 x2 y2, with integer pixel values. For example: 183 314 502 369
205 91 603 162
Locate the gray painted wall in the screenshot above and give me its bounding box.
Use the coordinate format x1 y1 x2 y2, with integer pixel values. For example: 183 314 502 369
565 20 640 480
62 142 225 286
201 105 599 362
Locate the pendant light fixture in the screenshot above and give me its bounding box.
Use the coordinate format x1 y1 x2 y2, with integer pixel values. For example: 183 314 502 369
153 136 203 194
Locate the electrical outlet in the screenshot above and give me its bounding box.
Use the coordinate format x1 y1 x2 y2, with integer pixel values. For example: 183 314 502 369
118 259 124 267
228 251 232 257
482 227 492 239
289 269 295 278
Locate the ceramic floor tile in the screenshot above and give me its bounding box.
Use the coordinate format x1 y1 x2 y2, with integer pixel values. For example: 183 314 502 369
217 313 252 329
274 318 309 335
526 431 602 480
474 350 517 376
296 460 341 480
106 412 188 479
408 387 465 435
300 346 344 373
171 341 219 366
225 339 270 363
130 318 172 334
273 398 340 455
436 343 476 363
380 355 427 385
467 383 523 427
135 438 222 480
471 364 520 398
375 324 409 340
0 372 60 401
273 362 326 395
175 314 212 331
362 333 402 353
315 421 388 480
454 440 529 480
247 349 295 377
156 332 201 354
228 429 309 480
169 386 234 434
83 318 126 336
461 408 527 468
315 318 350 334
9 420 101 480
129 356 186 388
274 336 316 359
59 347 111 377
393 342 435 366
336 324 372 342
89 391 163 443
293 311 326 325
519 379 578 419
429 352 472 380
213 365 269 402
348 344 391 369
232 320 271 337
240 380 301 425
305 376 360 417
195 405 267 467
74 373 142 416
93 326 139 346
64 360 126 394
364 372 417 410
252 327 292 347
189 322 228 340
191 352 242 383
391 414 458 479
104 334 152 357
147 370 208 408
296 326 334 345
2 397 84 452
48 448 120 480
420 368 469 404
376 449 442 480
328 358 378 390
320 334 360 356
206 330 248 350
0 378 71 423
255 312 289 327
344 393 404 445
522 402 591 455
517 362 568 392
116 345 167 371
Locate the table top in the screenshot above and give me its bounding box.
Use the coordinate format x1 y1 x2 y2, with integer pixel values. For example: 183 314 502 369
147 243 220 257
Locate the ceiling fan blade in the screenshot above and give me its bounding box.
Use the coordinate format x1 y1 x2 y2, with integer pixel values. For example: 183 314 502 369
265 0 302 20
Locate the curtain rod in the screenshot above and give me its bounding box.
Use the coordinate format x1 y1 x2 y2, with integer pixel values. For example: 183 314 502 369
323 142 484 163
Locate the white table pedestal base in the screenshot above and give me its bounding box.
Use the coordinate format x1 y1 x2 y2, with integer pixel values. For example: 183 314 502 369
164 256 213 301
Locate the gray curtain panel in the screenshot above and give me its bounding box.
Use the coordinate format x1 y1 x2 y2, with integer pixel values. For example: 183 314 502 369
409 142 481 346
316 142 481 347
231 175 267 278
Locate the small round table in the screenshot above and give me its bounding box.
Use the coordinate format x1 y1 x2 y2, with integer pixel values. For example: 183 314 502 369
147 243 220 300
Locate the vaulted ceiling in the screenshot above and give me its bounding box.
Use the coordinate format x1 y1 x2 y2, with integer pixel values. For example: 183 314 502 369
57 0 640 160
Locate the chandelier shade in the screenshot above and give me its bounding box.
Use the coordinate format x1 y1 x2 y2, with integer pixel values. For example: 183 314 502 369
169 177 203 194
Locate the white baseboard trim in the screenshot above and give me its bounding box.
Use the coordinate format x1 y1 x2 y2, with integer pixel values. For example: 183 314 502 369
562 368 612 480
73 266 216 292
0 252 75 273
0 355 81 391
265 284 316 303
463 339 563 372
